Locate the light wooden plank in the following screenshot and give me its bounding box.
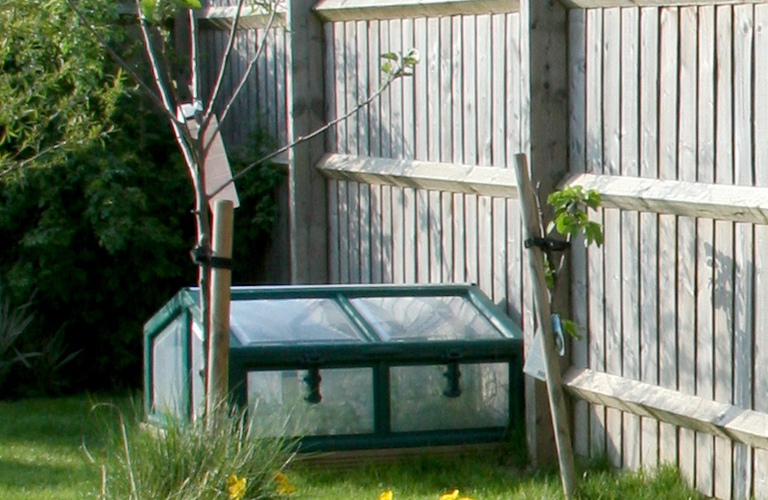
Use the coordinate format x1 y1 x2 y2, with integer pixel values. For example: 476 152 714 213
324 22 337 152
345 21 358 155
589 207 606 459
382 186 394 283
441 192 453 282
463 15 478 166
506 199 522 325
453 193 466 282
585 8 606 459
567 7 589 459
427 17 440 163
695 6 716 496
564 368 768 452
477 14 492 166
276 26 287 148
313 0 520 22
389 19 405 284
478 195 493 295
677 5 697 485
338 181 350 283
754 4 768 498
561 0 768 7
440 16 453 163
392 186 405 283
370 183 383 283
417 189 430 283
658 6 679 466
464 194 479 285
429 190 442 283
491 14 506 168
194 5 286 29
349 180 361 283
329 181 340 283
733 6 754 499
602 7 622 469
360 183 371 284
564 172 768 224
586 8 603 175
620 6 640 471
452 15 463 164
492 197 506 306
402 17 415 159
415 17 428 161
357 20 370 158
402 17 416 285
507 12 521 156
333 22 347 154
713 6 734 497
638 5 659 469
404 187 417 284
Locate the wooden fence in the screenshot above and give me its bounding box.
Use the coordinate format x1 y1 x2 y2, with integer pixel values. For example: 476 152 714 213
567 4 768 499
195 0 768 498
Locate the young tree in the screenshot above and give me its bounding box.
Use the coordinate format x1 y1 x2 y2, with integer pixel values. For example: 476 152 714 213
66 0 417 418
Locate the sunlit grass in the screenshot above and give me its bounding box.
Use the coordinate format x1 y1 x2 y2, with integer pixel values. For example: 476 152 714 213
0 395 123 500
0 395 701 500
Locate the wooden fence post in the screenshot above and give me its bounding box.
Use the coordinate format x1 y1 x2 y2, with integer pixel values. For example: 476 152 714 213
521 0 571 466
287 0 328 284
514 154 577 498
207 199 234 420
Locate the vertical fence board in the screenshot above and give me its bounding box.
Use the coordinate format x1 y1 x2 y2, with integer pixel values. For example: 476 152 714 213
752 6 768 496
733 6 754 498
657 6 679 467
713 6 734 498
427 18 440 163
429 190 442 283
602 7 623 470
440 16 453 164
677 6 697 484
638 6 660 470
568 7 589 459
695 6 715 496
620 5 641 472
585 8 606 458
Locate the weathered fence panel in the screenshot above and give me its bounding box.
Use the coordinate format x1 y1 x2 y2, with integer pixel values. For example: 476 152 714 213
322 10 526 322
569 5 768 498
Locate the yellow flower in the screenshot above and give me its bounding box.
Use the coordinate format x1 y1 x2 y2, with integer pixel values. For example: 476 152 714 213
438 489 460 500
274 471 296 494
378 489 393 500
227 474 247 500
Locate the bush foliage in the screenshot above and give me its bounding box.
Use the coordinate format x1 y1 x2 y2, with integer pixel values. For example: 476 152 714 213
0 2 284 396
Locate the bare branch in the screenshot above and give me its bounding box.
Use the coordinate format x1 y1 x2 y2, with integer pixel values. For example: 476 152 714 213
135 0 179 120
209 71 403 200
190 9 200 102
204 4 279 152
201 0 248 124
63 0 182 128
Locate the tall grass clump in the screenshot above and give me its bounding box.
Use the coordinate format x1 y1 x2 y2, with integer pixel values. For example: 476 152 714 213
90 403 296 500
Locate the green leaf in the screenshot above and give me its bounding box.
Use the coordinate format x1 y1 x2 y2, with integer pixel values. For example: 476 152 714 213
380 52 399 61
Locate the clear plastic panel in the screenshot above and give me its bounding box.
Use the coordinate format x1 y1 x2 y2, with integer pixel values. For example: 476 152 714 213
190 322 205 420
390 363 509 432
247 367 374 436
152 319 185 417
230 298 365 345
349 296 501 341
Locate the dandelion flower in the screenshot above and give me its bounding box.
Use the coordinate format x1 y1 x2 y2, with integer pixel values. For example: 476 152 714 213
378 489 393 500
274 471 296 494
227 474 247 500
438 489 460 500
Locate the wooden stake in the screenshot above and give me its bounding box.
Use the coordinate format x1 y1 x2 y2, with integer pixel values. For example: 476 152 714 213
206 199 234 421
513 153 578 498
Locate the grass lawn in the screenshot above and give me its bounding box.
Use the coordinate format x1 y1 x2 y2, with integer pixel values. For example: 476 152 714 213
0 394 700 500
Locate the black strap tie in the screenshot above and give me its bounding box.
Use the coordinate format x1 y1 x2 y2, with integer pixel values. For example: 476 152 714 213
524 237 570 252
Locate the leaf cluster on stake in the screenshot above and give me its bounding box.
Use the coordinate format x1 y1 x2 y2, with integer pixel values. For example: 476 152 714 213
544 184 602 340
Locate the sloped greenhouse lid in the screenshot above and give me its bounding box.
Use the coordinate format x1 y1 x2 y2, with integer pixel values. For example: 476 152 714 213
184 284 522 346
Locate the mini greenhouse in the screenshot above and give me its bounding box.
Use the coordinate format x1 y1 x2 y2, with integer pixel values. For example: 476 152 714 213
144 284 524 451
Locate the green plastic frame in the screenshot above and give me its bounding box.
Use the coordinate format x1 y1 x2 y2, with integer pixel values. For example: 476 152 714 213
144 284 524 450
